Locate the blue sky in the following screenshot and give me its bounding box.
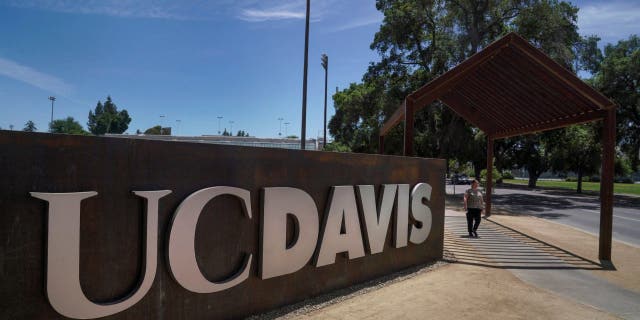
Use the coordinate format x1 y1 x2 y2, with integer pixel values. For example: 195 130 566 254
0 0 638 138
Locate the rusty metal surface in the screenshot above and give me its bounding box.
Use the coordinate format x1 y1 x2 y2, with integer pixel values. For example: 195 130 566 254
0 131 445 319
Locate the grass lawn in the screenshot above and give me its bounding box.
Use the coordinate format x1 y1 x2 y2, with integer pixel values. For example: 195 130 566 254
503 179 640 196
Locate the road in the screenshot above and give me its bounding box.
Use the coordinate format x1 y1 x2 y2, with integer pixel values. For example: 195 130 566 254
446 184 640 247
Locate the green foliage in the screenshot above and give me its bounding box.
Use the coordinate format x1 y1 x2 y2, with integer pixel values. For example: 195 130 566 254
286 135 299 139
593 35 640 170
22 120 37 132
144 125 168 135
87 96 131 135
49 117 88 135
547 124 600 192
222 129 231 136
236 130 249 137
323 142 351 153
480 167 503 186
502 171 514 180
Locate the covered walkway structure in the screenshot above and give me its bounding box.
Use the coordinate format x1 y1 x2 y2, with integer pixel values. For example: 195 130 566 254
379 33 617 260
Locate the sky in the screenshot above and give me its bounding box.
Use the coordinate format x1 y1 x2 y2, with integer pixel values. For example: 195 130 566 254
0 0 638 138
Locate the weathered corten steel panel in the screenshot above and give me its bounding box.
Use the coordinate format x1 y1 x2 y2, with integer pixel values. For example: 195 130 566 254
0 131 445 319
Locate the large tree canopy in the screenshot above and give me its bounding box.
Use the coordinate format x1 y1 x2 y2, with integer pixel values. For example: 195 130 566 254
330 0 600 186
593 36 640 170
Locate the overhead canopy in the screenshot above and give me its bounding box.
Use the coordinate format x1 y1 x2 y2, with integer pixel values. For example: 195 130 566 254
378 32 617 262
380 32 615 140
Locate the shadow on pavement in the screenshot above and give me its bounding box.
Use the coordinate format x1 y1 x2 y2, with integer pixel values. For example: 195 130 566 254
444 216 614 271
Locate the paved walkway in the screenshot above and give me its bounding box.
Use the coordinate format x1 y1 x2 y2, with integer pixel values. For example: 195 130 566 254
445 216 640 319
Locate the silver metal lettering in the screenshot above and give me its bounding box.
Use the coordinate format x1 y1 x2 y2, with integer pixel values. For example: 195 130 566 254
168 187 252 293
30 190 171 319
410 183 432 244
394 184 410 248
261 187 319 279
357 184 397 254
315 186 365 267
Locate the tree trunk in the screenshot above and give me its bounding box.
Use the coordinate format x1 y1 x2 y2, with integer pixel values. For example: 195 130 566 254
577 167 583 194
527 168 539 188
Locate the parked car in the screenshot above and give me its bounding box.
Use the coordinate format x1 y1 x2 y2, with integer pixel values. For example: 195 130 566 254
451 174 472 185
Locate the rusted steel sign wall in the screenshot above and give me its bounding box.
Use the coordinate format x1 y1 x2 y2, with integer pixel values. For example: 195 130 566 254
0 132 444 319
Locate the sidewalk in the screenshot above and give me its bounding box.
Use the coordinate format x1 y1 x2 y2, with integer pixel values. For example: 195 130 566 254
256 211 640 319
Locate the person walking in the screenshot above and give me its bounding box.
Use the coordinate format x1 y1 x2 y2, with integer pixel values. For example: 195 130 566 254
463 179 484 238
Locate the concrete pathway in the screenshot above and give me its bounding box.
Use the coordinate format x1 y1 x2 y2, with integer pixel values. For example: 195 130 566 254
445 216 640 319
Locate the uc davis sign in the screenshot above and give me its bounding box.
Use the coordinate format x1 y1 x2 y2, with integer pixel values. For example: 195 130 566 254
0 131 444 319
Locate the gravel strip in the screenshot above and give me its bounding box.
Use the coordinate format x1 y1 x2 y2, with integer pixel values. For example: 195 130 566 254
246 258 452 320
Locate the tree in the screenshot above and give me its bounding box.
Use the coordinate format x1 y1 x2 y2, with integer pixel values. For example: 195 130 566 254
323 141 351 152
593 35 640 170
143 125 168 135
236 130 250 137
222 129 231 136
23 120 37 132
548 125 600 193
49 117 88 135
87 96 131 135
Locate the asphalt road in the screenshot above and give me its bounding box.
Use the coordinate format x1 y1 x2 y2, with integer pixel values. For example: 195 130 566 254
446 184 640 247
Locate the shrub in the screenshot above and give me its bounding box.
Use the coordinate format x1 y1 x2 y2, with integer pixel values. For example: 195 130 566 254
502 171 514 180
480 167 503 186
614 176 634 184
590 176 601 182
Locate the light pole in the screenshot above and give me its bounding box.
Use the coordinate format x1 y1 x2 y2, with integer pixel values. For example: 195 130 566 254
48 96 56 132
284 122 290 137
159 115 165 135
278 117 284 136
175 120 181 136
321 53 328 149
217 116 223 134
300 0 310 149
229 121 234 134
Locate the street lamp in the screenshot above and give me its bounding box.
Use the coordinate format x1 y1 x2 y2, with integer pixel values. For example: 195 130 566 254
175 119 181 136
278 117 284 136
48 96 56 132
217 116 223 134
284 122 290 137
321 53 328 149
300 0 310 149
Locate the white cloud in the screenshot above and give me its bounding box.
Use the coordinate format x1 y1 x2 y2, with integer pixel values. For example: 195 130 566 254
0 56 73 95
579 1 640 43
329 15 382 32
0 0 220 20
239 8 305 22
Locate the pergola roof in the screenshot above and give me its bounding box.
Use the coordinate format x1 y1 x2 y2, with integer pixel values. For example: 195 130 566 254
380 32 616 139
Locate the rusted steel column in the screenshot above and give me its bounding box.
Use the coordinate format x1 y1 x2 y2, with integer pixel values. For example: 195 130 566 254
599 108 616 261
485 137 494 217
378 135 385 154
403 99 414 156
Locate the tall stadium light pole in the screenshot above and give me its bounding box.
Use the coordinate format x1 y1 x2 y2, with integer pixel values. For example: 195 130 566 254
284 122 290 137
229 121 234 134
321 54 328 149
278 117 284 136
300 0 310 149
175 119 181 136
159 115 165 135
217 116 223 134
48 96 56 132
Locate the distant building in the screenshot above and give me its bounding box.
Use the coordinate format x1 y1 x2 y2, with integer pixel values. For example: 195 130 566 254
106 134 321 150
